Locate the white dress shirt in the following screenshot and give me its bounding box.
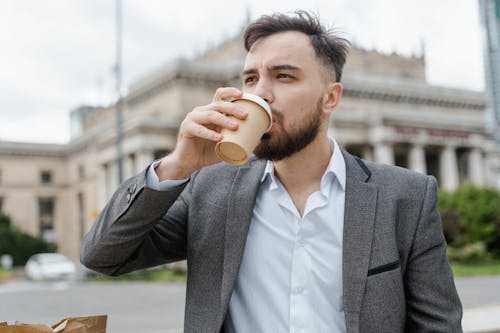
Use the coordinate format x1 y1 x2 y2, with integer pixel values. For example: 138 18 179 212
224 139 346 333
147 139 347 333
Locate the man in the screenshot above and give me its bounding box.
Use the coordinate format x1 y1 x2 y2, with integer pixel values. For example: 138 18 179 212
81 11 462 332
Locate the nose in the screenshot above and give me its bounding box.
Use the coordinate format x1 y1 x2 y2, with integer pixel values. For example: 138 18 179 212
253 79 274 104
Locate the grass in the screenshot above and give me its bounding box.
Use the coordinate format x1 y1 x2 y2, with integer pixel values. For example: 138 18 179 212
89 262 500 281
451 261 500 277
91 268 187 282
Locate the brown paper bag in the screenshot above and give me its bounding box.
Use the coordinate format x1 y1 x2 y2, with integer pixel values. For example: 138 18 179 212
0 323 53 333
51 316 107 333
0 316 106 333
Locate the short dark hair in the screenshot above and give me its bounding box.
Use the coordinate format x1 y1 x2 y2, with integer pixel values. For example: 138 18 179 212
243 11 350 82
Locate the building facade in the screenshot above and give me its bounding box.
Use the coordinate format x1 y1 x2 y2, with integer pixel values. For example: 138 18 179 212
1 35 499 261
480 0 500 141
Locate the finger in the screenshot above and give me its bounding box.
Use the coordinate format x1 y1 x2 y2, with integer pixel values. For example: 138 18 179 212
208 101 248 119
191 101 247 123
212 87 242 103
190 108 239 131
185 122 222 142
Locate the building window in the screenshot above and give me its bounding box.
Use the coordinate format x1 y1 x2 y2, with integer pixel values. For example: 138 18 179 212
39 198 55 243
40 170 52 185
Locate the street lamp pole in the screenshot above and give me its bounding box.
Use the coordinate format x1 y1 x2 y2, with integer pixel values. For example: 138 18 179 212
115 0 124 184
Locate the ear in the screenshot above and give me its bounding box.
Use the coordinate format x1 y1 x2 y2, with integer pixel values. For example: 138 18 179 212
323 82 343 114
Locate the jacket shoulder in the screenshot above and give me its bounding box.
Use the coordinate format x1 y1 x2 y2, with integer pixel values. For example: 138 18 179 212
357 157 434 193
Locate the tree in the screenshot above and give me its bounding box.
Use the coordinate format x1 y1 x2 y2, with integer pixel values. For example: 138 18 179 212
0 212 56 266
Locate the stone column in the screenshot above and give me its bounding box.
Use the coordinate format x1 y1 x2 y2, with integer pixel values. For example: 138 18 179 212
374 143 395 165
468 148 484 186
408 144 427 174
136 150 155 172
97 164 108 208
439 145 459 191
108 162 119 194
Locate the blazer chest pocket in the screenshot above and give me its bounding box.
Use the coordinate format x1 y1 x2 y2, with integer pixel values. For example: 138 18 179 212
367 259 400 276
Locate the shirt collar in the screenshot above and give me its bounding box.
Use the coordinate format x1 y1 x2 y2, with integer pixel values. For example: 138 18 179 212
323 138 346 192
260 137 346 192
261 159 278 190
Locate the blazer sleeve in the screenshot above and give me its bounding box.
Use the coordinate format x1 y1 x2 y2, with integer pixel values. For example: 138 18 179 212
404 176 463 332
80 165 192 276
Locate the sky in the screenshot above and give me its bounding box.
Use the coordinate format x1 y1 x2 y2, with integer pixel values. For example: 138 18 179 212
0 0 486 144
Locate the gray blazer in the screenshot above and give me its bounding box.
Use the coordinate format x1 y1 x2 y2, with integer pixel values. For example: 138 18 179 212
81 150 462 332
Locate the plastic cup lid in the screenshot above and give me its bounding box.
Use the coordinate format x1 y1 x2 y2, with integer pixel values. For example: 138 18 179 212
233 93 272 131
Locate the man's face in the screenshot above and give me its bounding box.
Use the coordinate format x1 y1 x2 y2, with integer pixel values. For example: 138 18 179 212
241 31 331 161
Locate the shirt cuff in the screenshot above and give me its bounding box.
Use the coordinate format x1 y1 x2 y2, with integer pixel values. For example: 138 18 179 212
146 160 190 191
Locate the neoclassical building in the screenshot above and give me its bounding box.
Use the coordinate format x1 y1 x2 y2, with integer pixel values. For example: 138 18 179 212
1 34 499 260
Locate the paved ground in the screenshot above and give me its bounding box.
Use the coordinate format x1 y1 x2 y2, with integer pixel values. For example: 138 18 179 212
1 276 499 333
456 276 500 333
0 280 186 333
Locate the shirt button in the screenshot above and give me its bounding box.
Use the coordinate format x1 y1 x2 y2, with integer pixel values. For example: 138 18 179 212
294 286 304 294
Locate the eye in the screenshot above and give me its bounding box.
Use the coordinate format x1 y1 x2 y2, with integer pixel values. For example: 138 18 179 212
277 73 294 80
243 76 257 85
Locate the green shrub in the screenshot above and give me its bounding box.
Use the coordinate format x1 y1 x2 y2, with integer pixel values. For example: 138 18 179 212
0 212 56 266
447 242 491 263
0 213 11 227
438 186 500 258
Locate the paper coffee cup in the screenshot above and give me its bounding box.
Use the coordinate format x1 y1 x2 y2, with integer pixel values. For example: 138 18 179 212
215 93 272 165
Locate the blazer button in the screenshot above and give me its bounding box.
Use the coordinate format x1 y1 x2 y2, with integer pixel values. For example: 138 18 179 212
128 183 137 194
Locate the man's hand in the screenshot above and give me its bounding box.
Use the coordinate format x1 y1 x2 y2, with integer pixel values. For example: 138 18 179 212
155 87 247 181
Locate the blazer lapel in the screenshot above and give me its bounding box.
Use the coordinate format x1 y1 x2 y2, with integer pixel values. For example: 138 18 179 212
220 158 266 314
341 151 379 332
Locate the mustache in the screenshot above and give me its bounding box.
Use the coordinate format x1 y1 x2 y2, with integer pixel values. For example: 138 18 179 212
270 109 283 123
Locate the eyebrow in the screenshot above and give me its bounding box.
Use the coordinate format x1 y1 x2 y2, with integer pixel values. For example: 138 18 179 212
242 64 302 76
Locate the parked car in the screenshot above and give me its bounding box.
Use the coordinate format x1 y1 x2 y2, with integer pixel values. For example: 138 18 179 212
24 253 77 281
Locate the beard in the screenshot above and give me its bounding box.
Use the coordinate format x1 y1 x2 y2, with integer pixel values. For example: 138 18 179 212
254 98 323 161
